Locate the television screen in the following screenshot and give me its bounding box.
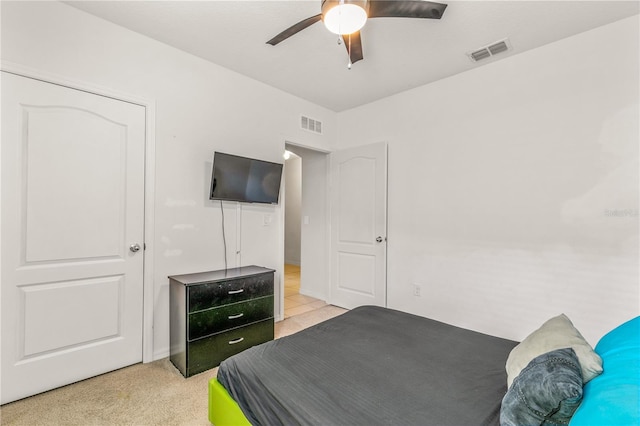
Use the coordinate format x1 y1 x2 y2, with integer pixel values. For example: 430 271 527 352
209 152 283 204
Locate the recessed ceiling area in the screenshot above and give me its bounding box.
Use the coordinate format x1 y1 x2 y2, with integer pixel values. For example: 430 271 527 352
65 1 639 112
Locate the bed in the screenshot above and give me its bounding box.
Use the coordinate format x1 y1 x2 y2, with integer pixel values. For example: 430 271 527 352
212 306 517 425
209 306 640 426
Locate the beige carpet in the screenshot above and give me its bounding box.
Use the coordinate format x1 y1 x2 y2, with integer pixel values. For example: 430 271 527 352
0 305 347 426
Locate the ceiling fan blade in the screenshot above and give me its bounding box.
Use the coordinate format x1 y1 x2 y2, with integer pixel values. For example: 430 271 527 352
368 1 447 19
342 31 364 64
266 14 323 45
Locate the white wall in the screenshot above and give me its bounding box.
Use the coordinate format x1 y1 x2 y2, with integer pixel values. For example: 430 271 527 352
0 1 337 359
284 154 302 265
337 15 639 345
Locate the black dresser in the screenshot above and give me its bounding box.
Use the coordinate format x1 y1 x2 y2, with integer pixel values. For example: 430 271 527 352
169 265 275 377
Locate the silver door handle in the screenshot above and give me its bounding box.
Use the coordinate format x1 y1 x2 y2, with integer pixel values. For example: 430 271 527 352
376 236 385 243
129 243 141 252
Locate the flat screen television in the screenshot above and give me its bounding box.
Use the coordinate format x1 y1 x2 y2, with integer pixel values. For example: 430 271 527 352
209 152 283 204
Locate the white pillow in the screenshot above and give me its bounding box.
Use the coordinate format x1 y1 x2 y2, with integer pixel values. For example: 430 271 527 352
506 314 603 388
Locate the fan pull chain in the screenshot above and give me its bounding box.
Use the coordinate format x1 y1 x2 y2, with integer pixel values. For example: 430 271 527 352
338 0 351 69
347 33 352 70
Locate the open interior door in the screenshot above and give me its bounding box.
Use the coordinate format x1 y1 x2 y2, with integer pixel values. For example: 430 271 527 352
329 142 387 309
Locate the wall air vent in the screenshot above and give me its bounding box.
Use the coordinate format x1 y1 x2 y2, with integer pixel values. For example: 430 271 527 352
468 39 511 63
470 48 491 62
301 115 322 134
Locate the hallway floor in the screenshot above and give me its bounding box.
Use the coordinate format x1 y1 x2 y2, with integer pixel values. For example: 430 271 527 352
284 264 327 318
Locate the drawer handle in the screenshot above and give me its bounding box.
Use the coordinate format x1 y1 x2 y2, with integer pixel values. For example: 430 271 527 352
228 313 244 320
228 337 244 345
228 289 244 295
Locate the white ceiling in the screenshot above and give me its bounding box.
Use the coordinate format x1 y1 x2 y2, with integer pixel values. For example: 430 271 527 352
66 1 639 112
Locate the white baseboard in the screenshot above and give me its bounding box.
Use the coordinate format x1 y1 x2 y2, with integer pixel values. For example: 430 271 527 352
153 348 170 362
299 288 327 301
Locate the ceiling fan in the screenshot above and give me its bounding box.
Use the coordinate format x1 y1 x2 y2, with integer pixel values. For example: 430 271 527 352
266 0 448 68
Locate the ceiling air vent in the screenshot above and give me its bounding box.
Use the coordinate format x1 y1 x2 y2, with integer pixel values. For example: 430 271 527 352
301 115 322 134
468 39 511 63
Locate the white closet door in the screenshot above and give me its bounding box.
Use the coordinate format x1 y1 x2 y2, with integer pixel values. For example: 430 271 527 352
1 72 146 404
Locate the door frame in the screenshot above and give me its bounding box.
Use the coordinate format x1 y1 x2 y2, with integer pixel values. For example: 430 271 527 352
1 60 157 363
278 141 331 321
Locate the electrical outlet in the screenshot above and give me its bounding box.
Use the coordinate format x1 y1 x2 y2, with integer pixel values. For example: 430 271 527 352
413 284 421 297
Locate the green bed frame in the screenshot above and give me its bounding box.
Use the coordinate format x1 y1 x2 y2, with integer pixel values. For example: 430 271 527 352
208 378 251 426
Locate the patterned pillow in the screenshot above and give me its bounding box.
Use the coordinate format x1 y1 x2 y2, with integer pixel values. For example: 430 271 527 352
500 348 583 426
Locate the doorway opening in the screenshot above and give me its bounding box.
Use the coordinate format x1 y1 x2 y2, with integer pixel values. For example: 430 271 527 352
283 143 330 318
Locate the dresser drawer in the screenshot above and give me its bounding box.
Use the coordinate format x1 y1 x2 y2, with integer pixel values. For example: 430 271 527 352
187 318 274 376
188 274 273 312
188 296 274 340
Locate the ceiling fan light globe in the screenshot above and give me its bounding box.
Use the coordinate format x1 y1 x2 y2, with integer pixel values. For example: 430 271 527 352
323 3 367 35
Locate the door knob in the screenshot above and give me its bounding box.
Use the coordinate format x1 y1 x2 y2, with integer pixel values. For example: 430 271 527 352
376 236 384 243
129 243 141 253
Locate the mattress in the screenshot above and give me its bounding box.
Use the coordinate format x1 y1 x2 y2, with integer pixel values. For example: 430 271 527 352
217 306 518 426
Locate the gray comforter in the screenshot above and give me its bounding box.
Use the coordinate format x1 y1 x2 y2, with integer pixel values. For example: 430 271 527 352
217 306 517 426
